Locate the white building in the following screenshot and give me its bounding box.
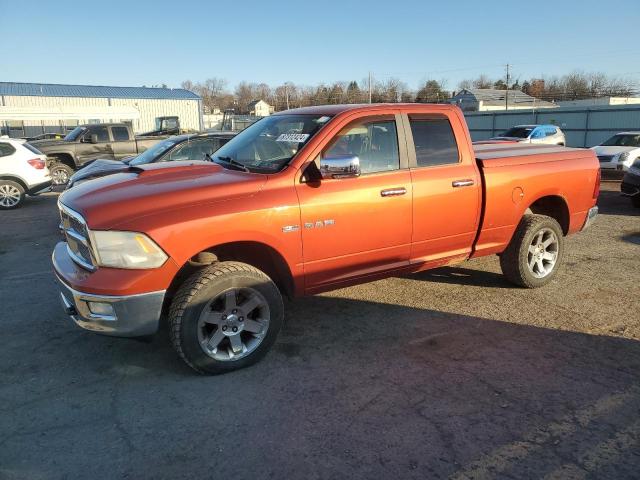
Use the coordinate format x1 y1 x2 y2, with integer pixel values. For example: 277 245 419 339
556 97 640 108
247 99 274 117
0 82 202 138
450 89 557 112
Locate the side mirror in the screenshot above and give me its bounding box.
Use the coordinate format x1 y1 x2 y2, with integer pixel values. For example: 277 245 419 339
90 134 99 144
319 155 361 179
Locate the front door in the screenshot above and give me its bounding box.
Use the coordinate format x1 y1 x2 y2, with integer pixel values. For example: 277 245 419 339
296 114 413 291
79 126 114 164
402 111 481 266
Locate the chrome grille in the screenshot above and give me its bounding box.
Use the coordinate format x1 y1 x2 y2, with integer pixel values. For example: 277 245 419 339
58 202 96 271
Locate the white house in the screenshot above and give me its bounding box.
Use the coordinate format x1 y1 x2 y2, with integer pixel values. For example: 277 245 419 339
450 89 557 112
248 100 274 117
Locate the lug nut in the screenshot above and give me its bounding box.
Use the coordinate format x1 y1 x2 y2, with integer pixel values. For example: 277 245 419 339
222 326 227 331
239 317 244 322
221 314 227 320
232 327 238 332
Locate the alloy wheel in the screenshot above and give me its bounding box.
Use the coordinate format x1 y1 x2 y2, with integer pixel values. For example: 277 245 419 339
0 184 22 207
527 228 559 278
197 287 270 361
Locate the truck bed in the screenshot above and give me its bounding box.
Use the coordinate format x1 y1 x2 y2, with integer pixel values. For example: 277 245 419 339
474 143 588 168
471 143 599 258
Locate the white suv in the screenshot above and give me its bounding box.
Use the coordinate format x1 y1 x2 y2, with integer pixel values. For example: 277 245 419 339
0 137 51 209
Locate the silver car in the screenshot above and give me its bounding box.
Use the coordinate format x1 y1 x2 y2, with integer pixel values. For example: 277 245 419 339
491 125 566 146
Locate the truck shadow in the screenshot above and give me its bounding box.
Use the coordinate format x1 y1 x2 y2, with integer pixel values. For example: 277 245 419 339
4 286 640 478
401 265 512 288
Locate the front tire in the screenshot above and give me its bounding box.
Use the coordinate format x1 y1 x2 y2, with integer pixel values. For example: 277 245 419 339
169 262 284 374
0 180 25 209
500 214 564 288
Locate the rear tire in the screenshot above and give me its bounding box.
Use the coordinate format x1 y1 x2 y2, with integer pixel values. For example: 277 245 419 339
0 180 25 209
169 261 284 374
49 162 74 185
500 214 564 288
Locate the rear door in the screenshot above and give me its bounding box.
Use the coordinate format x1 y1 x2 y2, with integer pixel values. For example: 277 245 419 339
401 109 481 266
296 113 413 290
109 126 137 159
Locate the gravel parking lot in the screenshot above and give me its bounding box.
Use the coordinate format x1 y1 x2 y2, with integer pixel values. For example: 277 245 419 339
1 182 639 480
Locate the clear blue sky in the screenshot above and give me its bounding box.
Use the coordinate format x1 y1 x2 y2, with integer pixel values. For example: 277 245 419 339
1 0 639 92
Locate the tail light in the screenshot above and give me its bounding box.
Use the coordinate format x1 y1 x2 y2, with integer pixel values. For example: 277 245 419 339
593 169 600 200
27 158 45 169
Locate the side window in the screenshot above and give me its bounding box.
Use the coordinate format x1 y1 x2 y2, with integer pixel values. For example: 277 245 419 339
323 118 400 174
89 127 110 142
408 116 459 167
547 127 557 136
111 126 130 141
0 142 16 157
166 139 214 161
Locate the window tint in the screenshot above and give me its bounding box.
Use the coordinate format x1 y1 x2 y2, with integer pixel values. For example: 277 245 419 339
111 126 130 141
323 119 399 174
0 142 16 157
89 127 109 142
544 127 556 136
409 117 459 167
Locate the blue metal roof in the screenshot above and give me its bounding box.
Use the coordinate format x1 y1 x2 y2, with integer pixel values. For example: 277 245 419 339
0 82 200 100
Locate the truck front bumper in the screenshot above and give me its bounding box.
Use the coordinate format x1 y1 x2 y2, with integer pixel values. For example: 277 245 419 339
56 276 165 337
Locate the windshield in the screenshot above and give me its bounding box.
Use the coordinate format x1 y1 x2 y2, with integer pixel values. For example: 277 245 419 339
601 134 640 147
500 127 534 138
64 127 87 142
211 114 333 173
129 138 180 165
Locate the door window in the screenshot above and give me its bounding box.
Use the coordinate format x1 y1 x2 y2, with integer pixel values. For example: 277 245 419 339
88 127 109 142
323 118 400 174
111 126 130 141
408 116 459 167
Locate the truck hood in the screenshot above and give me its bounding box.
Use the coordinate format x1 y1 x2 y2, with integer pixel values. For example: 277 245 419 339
58 161 268 230
68 159 128 188
591 145 637 155
29 139 72 148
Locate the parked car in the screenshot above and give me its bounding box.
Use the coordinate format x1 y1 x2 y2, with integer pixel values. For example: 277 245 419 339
66 132 236 189
53 104 599 374
0 137 51 209
591 132 640 171
29 123 168 185
491 125 566 145
621 157 640 208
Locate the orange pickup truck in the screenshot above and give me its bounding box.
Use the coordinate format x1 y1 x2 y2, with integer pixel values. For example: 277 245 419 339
53 104 600 373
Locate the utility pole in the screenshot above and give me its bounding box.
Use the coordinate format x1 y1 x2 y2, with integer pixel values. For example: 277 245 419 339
285 83 290 110
505 63 511 111
368 71 372 104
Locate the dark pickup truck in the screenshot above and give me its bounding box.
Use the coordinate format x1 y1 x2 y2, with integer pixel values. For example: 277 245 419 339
30 123 168 184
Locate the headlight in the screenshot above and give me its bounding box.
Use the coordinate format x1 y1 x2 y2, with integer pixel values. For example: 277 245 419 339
92 231 168 269
619 152 630 162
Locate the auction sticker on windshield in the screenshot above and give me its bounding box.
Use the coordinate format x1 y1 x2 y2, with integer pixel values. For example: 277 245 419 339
276 133 309 143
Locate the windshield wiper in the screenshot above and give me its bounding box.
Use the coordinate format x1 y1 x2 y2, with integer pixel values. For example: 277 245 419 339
210 155 250 173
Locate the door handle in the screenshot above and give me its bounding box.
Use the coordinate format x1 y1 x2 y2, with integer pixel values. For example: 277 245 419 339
452 179 475 188
380 187 407 197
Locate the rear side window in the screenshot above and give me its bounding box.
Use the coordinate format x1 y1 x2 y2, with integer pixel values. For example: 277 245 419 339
409 116 459 167
111 126 130 141
0 142 16 157
546 127 557 136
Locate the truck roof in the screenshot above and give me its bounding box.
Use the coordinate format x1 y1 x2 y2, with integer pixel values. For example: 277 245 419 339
274 103 449 116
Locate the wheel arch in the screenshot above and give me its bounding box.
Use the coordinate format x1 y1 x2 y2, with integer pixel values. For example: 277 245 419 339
0 175 28 191
164 240 297 313
47 152 76 168
524 195 570 235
